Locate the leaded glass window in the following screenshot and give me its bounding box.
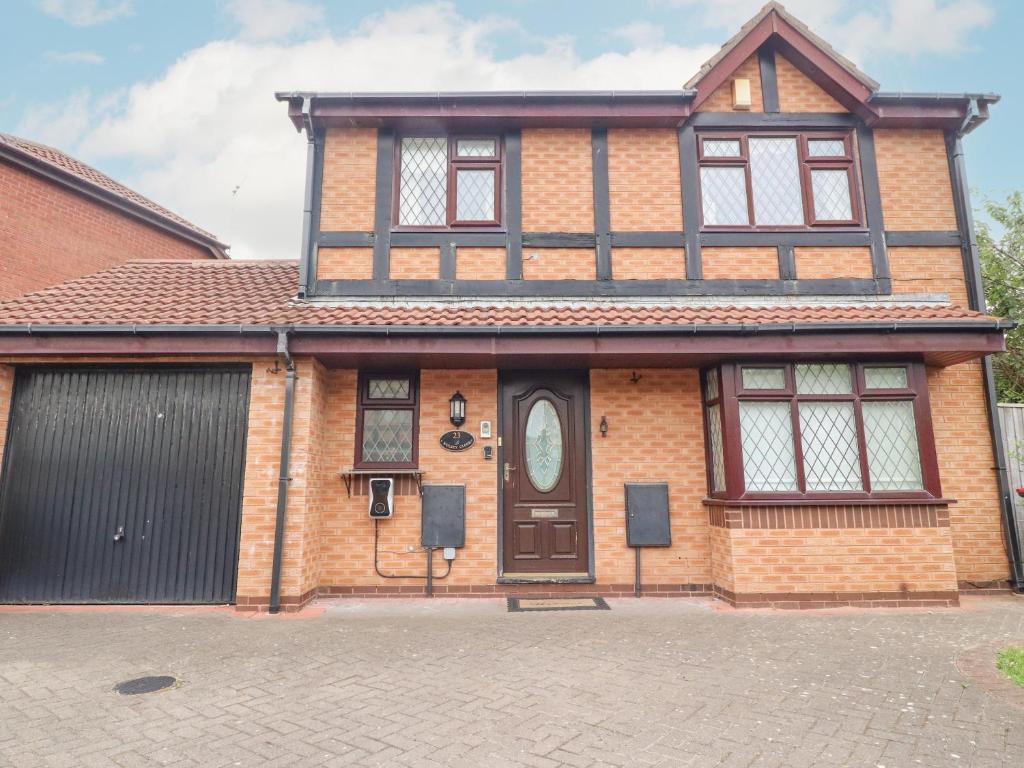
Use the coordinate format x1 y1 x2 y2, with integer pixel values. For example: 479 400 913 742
799 402 862 491
702 363 937 499
700 166 749 226
357 373 418 468
811 169 853 222
741 367 785 390
796 364 852 395
863 401 923 490
397 136 501 227
697 131 859 228
362 410 414 464
524 399 563 492
749 137 803 226
455 168 496 222
399 138 447 226
739 401 798 492
864 367 909 390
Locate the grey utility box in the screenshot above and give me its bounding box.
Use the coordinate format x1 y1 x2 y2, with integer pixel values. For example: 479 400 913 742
421 485 466 548
625 483 671 547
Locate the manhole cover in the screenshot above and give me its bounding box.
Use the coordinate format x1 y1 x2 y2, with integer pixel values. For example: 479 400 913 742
507 597 610 612
114 676 177 695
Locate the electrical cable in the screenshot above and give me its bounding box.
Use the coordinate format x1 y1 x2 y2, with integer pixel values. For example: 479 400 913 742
373 518 452 580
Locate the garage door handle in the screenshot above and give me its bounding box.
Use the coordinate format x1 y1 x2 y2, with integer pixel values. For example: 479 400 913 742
113 526 125 542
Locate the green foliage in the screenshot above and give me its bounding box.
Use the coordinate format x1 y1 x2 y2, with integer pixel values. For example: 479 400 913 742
978 192 1024 403
996 645 1024 688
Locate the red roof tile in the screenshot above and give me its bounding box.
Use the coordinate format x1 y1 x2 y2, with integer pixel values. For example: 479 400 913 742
0 260 1000 329
0 133 226 251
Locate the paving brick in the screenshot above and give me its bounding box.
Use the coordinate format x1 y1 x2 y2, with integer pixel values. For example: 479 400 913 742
1 598 1023 766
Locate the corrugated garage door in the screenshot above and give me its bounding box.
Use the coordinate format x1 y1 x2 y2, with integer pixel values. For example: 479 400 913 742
0 366 251 604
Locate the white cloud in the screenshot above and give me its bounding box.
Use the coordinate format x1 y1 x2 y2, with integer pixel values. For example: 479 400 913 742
37 0 133 26
18 2 717 260
222 0 325 41
45 50 106 65
664 0 994 62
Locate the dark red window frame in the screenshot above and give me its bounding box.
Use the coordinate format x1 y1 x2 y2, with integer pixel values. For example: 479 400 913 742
696 131 862 230
354 371 420 470
701 361 941 502
393 135 503 230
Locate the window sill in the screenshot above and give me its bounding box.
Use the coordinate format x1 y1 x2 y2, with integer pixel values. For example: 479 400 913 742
702 497 954 507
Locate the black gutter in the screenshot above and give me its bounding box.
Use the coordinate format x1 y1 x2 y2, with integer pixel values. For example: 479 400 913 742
946 110 1024 591
275 89 697 102
0 318 1013 337
268 329 296 614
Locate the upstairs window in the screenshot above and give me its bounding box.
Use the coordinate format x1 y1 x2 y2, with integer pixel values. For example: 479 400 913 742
701 362 941 500
698 132 860 228
396 136 502 228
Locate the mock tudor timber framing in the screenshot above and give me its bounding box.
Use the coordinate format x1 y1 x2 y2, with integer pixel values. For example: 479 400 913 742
304 110 904 298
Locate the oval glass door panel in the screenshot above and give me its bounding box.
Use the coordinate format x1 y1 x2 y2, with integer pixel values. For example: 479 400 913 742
524 398 563 492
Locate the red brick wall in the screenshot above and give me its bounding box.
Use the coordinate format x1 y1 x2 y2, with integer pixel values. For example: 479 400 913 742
390 247 440 280
607 129 682 231
0 161 215 300
456 247 505 280
317 369 500 589
317 247 373 280
889 247 969 305
875 129 957 231
794 247 874 279
320 127 377 231
521 128 594 231
522 248 596 280
613 248 686 280
927 363 1008 583
702 247 779 280
715 522 958 601
699 55 764 112
0 357 1008 605
590 369 711 587
775 56 847 113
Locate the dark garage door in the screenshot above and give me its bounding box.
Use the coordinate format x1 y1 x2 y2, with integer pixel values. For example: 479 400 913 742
0 366 251 604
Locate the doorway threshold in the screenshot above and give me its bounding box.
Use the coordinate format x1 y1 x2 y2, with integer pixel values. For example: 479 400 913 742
498 573 595 585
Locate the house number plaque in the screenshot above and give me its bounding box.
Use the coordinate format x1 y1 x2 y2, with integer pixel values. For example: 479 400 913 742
440 430 475 451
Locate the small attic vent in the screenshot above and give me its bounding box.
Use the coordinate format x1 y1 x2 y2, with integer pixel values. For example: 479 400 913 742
732 78 753 110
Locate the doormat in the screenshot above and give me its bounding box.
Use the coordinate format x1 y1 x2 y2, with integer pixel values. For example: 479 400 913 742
507 597 610 612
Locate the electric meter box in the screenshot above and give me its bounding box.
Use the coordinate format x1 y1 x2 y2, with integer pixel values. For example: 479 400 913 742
625 483 671 547
421 485 465 548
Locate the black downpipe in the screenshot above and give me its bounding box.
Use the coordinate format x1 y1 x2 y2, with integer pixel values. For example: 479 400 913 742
268 330 296 613
947 126 1024 590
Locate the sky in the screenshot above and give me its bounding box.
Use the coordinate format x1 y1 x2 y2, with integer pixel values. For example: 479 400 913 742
1 0 1020 260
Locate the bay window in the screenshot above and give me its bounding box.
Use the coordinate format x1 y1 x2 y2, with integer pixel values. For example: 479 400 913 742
396 136 502 228
701 362 941 500
697 132 861 229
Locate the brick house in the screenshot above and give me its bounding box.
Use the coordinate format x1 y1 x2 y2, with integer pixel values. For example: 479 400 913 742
0 3 1019 611
0 133 227 299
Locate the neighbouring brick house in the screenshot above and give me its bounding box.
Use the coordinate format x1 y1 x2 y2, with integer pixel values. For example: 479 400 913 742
0 133 227 299
0 3 1019 611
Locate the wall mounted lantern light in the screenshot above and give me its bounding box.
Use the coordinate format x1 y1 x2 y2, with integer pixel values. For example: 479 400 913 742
449 391 467 427
599 415 609 437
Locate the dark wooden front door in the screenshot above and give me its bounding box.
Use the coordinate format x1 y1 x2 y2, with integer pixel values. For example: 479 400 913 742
500 371 590 575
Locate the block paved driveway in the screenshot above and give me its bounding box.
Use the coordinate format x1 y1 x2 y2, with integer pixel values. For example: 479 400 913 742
2 597 1024 767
